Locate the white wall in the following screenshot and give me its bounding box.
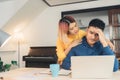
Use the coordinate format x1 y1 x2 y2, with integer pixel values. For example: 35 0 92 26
0 0 28 29
0 0 120 67
0 0 48 67
0 0 28 66
20 0 120 67
23 0 120 46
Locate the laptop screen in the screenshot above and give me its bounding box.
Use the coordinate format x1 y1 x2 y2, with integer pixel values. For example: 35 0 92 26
71 56 115 79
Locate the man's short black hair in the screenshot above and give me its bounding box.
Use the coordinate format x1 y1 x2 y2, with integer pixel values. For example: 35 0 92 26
88 18 105 31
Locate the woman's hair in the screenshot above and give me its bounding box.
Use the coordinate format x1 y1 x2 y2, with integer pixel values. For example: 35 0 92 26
58 16 76 43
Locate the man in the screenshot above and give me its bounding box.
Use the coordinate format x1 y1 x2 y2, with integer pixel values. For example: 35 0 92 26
62 18 119 72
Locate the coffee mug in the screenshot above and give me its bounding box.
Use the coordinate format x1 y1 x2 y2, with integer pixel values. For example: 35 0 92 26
50 64 60 77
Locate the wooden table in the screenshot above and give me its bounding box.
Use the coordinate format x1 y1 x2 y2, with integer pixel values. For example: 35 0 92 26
0 68 120 80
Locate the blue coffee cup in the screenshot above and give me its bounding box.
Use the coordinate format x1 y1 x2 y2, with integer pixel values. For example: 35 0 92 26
50 64 60 77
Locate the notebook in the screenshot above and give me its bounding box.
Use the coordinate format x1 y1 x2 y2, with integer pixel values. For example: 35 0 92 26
71 56 115 79
39 68 71 76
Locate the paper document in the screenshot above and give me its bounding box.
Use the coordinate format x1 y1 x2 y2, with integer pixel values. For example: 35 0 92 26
59 69 71 76
39 68 71 76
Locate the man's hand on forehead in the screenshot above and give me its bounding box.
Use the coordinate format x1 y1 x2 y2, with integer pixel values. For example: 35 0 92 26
95 28 103 35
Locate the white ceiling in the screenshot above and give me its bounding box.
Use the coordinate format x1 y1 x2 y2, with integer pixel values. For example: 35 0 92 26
0 0 11 2
43 0 97 7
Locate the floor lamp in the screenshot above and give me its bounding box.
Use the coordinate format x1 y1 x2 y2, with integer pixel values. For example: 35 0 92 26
0 29 11 47
15 32 24 68
18 39 20 68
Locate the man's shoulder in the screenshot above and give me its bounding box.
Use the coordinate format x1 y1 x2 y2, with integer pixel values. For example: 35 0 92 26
72 42 84 50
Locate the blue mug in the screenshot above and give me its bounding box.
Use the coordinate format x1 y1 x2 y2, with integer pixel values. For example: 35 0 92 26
50 64 60 77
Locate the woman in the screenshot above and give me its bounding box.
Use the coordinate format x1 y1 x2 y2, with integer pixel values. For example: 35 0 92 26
56 16 114 64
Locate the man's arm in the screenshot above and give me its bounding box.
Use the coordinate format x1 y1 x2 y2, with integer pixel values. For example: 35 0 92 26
96 29 119 72
103 46 119 72
62 48 75 70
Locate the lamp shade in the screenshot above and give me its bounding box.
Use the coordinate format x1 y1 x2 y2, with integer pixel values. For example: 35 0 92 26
0 29 11 47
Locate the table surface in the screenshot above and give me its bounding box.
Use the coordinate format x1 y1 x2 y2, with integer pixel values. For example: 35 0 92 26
0 68 120 80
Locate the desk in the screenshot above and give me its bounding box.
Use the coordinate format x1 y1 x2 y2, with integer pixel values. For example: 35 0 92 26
0 68 120 80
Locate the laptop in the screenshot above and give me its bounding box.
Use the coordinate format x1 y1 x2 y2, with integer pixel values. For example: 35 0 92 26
71 56 115 79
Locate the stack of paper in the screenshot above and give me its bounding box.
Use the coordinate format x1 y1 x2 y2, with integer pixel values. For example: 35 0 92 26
39 69 71 76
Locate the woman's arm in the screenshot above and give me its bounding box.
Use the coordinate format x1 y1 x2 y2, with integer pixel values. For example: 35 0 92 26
65 39 81 55
56 38 81 64
56 39 66 64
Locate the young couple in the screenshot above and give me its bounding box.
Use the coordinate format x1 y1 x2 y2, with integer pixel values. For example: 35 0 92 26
56 16 119 72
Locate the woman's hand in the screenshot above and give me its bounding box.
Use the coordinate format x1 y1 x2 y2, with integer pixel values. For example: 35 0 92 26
70 39 82 48
64 39 82 56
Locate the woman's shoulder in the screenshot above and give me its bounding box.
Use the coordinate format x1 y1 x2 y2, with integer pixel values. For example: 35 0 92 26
78 29 86 33
78 29 86 36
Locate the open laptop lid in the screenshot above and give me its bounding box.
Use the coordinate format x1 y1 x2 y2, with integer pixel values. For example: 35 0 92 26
71 56 115 79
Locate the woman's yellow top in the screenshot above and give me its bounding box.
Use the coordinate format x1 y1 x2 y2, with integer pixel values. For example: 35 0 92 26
56 30 86 62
